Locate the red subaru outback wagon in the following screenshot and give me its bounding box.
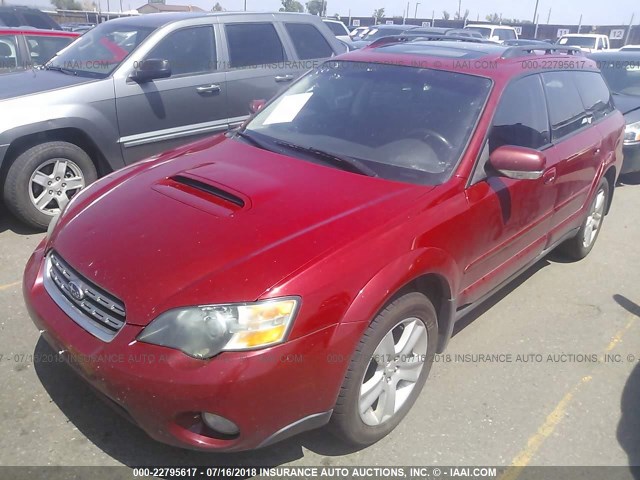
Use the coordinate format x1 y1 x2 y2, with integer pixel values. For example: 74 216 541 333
24 39 624 451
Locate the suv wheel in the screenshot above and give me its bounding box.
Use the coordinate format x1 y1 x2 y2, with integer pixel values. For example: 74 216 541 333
558 177 609 261
3 142 97 230
330 292 437 446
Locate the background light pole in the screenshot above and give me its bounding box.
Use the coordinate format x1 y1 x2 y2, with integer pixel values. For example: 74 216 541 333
532 0 539 25
415 2 420 18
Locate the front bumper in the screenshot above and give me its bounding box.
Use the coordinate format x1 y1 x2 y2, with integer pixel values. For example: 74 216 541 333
23 243 361 451
622 143 640 175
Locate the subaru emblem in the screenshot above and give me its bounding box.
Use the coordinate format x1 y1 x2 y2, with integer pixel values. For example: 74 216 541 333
67 281 85 301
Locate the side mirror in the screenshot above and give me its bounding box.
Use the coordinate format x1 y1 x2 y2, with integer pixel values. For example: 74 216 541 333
249 99 266 114
489 145 546 180
130 59 171 83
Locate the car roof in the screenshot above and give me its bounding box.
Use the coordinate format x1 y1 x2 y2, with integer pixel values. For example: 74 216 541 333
99 11 319 28
0 27 78 36
561 33 607 37
588 50 640 60
466 24 515 29
338 38 597 79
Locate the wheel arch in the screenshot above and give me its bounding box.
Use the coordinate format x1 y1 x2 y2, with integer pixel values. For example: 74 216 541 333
339 247 460 354
603 165 616 215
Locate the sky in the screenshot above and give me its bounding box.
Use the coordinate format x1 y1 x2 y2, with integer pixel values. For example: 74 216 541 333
10 0 640 25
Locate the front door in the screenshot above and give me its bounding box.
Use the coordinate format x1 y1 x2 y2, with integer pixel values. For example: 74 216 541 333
115 24 228 164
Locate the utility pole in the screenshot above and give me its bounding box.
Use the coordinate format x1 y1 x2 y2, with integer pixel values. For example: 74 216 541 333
532 0 539 24
624 13 634 46
577 14 582 34
415 2 420 18
457 0 461 19
244 0 246 11
404 1 409 24
546 7 551 24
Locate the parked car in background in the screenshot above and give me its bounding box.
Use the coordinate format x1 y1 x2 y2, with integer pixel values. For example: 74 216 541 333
349 25 369 39
322 18 351 43
25 38 623 453
619 45 640 52
405 26 483 39
589 51 640 174
0 28 79 74
351 24 418 48
464 23 518 42
557 33 610 52
503 39 552 46
61 22 95 34
0 6 60 30
0 12 344 228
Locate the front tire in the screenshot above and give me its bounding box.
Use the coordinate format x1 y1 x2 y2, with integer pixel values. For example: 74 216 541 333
3 141 97 230
330 292 438 446
558 177 609 261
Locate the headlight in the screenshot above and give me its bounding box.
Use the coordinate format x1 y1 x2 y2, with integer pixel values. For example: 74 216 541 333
137 297 300 359
625 121 640 145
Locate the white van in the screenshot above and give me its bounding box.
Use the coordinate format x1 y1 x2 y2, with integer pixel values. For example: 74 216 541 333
464 24 518 43
557 33 610 52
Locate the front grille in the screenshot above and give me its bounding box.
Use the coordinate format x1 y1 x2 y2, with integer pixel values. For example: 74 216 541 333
44 251 126 342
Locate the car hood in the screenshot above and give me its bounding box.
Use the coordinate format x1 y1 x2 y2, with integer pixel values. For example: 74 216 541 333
0 69 95 100
612 93 640 115
52 136 428 326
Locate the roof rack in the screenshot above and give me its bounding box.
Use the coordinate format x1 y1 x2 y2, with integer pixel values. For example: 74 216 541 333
366 34 488 49
501 45 583 58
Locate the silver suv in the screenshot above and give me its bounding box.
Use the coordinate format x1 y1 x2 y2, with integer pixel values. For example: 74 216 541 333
0 12 343 228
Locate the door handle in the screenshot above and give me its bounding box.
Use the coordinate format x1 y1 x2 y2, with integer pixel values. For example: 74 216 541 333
543 167 557 185
196 84 221 94
274 75 294 83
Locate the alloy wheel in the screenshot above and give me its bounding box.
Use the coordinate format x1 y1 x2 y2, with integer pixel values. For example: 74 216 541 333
28 158 85 215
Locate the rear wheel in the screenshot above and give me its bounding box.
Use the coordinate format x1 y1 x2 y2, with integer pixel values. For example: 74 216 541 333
330 292 437 446
3 142 97 229
558 177 609 261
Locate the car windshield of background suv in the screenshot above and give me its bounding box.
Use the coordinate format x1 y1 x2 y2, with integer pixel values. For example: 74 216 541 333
599 63 640 96
245 60 492 185
46 22 155 78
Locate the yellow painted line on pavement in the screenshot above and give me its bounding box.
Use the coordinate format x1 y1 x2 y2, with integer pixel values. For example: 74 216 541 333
500 314 637 480
0 280 21 291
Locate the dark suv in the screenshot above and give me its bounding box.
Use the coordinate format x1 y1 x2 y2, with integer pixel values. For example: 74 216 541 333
25 39 623 451
0 12 343 228
0 6 60 30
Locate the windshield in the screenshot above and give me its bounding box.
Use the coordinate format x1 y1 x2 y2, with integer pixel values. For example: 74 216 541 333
47 22 156 78
599 61 640 96
465 27 492 38
244 61 492 185
558 36 596 48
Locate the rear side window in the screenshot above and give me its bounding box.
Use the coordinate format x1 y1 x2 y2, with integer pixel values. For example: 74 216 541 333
226 23 285 68
285 23 333 60
324 21 348 36
26 35 76 66
0 34 19 71
542 71 588 140
572 71 614 120
489 74 550 152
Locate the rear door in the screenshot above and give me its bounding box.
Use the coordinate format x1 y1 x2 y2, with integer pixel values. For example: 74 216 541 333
115 23 228 164
540 71 605 244
221 20 293 129
459 74 556 305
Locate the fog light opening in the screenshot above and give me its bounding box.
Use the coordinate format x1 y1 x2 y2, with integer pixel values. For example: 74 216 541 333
202 412 240 437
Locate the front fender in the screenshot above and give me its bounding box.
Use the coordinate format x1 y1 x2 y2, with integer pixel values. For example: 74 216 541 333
341 247 460 352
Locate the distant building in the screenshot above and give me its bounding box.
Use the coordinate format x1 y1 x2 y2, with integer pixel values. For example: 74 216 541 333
137 3 205 14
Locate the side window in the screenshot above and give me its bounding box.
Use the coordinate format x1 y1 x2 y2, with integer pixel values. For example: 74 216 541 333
146 26 215 77
26 36 75 66
489 74 550 153
0 35 19 71
572 71 614 120
285 23 333 60
0 12 20 27
542 71 588 140
225 23 285 68
496 29 516 41
22 12 53 30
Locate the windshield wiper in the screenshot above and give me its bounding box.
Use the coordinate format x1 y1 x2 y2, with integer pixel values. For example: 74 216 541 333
44 64 77 76
234 129 274 152
273 140 377 177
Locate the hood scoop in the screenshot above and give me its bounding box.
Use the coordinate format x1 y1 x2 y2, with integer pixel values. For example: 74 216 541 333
172 175 245 207
151 173 250 217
